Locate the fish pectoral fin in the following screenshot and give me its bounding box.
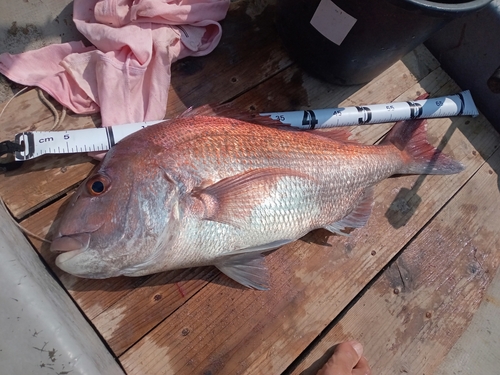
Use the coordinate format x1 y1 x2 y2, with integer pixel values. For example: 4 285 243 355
325 187 374 236
193 168 311 227
215 252 270 290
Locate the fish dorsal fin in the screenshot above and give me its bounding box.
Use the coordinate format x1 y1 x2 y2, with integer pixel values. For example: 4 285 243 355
178 104 216 118
215 252 270 290
378 92 430 150
308 128 354 143
178 103 290 127
192 168 311 227
325 187 374 236
179 104 357 140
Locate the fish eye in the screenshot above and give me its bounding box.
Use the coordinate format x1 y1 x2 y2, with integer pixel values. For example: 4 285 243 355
86 174 110 196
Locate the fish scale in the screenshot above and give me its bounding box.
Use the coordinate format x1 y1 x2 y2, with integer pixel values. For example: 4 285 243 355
50 114 464 290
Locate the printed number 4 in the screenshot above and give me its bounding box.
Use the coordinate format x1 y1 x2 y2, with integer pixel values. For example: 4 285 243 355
302 110 318 128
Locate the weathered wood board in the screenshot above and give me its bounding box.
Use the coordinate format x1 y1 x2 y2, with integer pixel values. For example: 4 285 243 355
290 146 500 375
0 89 97 219
117 116 498 375
2 0 500 373
0 0 291 220
20 55 500 375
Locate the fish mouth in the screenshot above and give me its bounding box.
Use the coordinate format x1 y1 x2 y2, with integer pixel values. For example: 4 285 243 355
52 237 110 279
50 233 91 253
51 232 119 278
55 248 87 267
51 233 95 276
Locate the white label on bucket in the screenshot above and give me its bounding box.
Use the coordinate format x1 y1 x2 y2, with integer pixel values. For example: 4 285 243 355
310 0 357 46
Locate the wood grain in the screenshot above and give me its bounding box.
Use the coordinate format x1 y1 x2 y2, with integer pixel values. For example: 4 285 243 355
20 43 500 366
9 1 500 372
0 89 97 219
1 0 292 219
21 45 451 353
290 147 500 375
118 95 500 375
167 0 292 117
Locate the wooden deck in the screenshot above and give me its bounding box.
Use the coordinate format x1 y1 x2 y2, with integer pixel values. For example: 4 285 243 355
2 0 500 374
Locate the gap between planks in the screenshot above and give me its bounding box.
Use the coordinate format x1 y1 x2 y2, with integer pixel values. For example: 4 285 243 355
288 145 500 375
117 106 498 374
19 46 492 367
282 143 496 375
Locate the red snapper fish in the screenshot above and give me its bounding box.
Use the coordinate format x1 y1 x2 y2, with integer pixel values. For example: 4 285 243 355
50 113 463 290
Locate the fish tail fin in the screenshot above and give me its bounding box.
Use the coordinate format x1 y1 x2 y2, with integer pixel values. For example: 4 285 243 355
382 119 464 175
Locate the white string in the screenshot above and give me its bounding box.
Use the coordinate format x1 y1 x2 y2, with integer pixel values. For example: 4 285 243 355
37 88 67 129
0 86 29 121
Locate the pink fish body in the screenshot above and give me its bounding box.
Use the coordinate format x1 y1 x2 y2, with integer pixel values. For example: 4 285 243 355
51 115 463 289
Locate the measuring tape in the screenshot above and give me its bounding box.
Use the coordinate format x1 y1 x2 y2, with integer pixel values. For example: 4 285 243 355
262 90 477 129
14 120 164 161
13 90 477 161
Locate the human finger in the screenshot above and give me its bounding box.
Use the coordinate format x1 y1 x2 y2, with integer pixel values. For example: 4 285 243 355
352 355 372 375
317 341 364 375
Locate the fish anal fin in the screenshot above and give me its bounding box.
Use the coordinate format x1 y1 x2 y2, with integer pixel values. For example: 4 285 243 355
325 187 374 235
215 253 270 290
232 239 294 254
193 168 311 227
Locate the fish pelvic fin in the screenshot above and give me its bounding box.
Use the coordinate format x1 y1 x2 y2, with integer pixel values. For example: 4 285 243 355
192 168 312 227
215 252 270 290
382 119 464 175
325 187 374 235
214 239 293 290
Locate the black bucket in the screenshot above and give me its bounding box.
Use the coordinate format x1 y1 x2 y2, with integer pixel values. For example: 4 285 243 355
275 0 492 85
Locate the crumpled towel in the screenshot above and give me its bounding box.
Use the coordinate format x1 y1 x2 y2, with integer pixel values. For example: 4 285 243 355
0 0 230 127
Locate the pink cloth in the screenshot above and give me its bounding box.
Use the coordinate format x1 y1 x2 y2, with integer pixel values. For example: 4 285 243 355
0 0 229 126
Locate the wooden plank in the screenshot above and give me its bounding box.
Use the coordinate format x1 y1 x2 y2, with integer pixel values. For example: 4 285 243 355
94 54 446 357
18 41 440 345
118 92 500 375
166 0 293 117
21 45 498 362
225 44 440 116
1 0 292 219
0 89 97 219
290 147 500 375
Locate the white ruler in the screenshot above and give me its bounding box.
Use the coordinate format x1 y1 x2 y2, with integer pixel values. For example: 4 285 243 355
262 90 478 129
13 91 478 161
14 120 164 161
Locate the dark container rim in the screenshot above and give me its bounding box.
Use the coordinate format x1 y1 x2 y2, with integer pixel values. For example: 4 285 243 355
396 0 493 15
